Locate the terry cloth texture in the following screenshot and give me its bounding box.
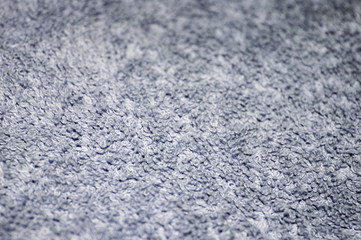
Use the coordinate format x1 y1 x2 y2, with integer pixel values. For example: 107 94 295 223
1 0 361 239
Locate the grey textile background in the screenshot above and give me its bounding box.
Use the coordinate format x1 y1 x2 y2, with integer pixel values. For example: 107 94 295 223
0 0 361 239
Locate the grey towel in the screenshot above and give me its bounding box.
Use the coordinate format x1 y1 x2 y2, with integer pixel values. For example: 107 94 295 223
1 0 360 239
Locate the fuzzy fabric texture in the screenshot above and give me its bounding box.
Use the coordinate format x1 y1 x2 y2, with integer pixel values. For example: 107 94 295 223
1 0 361 239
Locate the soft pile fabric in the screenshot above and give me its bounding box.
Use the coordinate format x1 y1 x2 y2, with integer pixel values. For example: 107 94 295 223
1 0 361 239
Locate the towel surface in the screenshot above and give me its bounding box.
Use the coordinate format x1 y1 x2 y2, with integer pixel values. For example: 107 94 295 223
1 0 361 239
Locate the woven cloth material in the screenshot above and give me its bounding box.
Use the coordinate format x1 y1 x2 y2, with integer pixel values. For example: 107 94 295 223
1 0 360 239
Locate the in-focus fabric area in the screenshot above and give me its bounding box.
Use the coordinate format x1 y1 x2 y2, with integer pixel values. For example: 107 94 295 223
1 0 361 239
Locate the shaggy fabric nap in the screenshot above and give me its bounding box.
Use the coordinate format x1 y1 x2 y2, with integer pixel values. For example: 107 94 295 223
0 0 361 239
